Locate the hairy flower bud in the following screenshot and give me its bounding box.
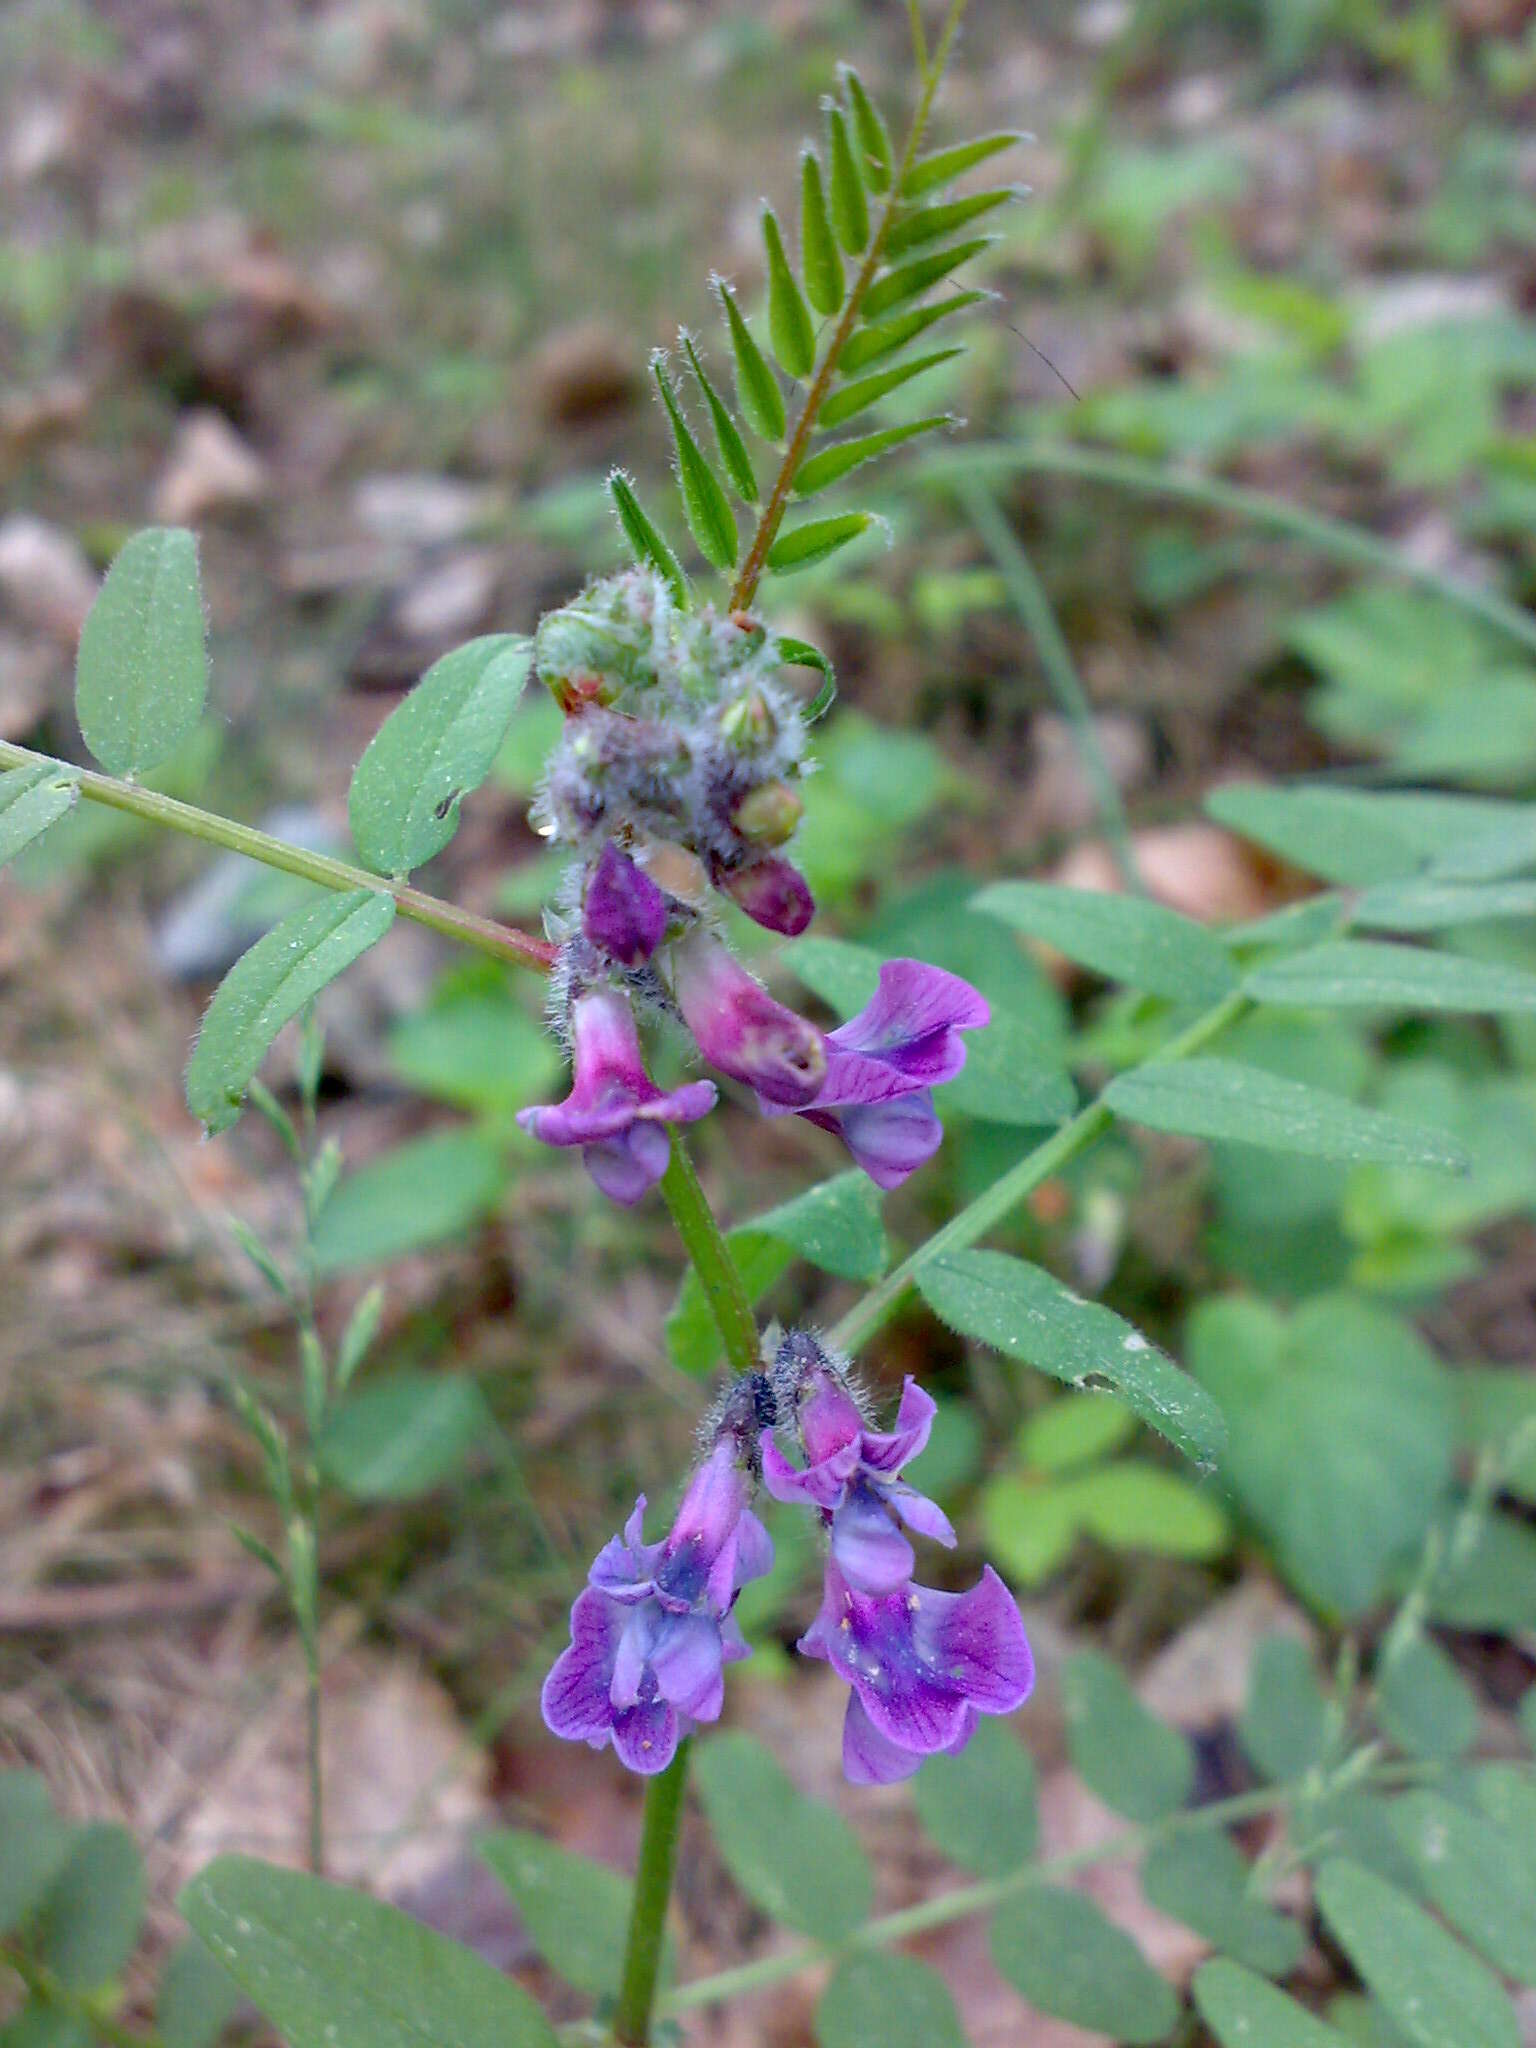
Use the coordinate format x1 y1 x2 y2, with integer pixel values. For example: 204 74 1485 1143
720 855 815 937
731 780 803 846
584 842 669 966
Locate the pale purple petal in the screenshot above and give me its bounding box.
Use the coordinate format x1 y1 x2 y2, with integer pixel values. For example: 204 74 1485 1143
843 1694 926 1786
799 1378 866 1466
891 1486 957 1549
650 1612 726 1721
583 1125 670 1205
831 1485 916 1596
541 1589 620 1743
829 960 990 1080
609 1609 651 1709
760 1435 853 1512
731 1508 776 1592
612 1695 679 1774
668 1440 751 1559
914 1567 1034 1715
588 1497 660 1602
719 1612 752 1666
836 1095 943 1189
859 1378 937 1474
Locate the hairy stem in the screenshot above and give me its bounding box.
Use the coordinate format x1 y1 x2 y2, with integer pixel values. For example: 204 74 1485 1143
657 1133 761 1377
729 0 971 611
957 476 1142 893
0 740 556 973
919 444 1536 661
614 1743 692 2046
829 988 1250 1355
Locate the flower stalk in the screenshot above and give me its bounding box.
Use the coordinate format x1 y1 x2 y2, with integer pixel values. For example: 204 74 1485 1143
613 1741 691 2046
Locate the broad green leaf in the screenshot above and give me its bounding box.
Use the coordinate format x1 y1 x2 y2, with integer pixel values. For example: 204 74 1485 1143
1392 1792 1536 1985
762 205 815 379
75 527 207 777
310 1128 504 1273
1061 1650 1194 1822
1240 1637 1329 1783
862 239 998 321
838 291 990 375
668 1171 886 1373
349 636 531 877
681 333 757 502
1141 1831 1304 1977
819 349 962 430
1476 1766 1536 1890
793 416 953 497
1205 785 1423 886
1298 1789 1421 1892
185 890 395 1133
1105 1059 1468 1169
1195 1959 1353 2048
1427 1510 1536 1633
318 1373 496 1500
825 104 870 252
799 149 844 316
990 1886 1179 2043
1430 811 1536 882
839 67 891 190
388 990 561 1114
31 1824 144 1991
713 279 786 441
974 881 1237 1003
180 1856 557 2048
1457 1366 1536 1501
1246 939 1536 1013
816 1953 967 2048
1020 1392 1136 1473
652 357 737 571
0 2003 91 2048
1374 1634 1477 1761
694 1732 872 1940
1353 878 1536 932
477 1832 654 1999
1187 1295 1453 1615
157 1938 243 2048
1064 1462 1229 1558
767 511 883 574
887 187 1018 254
980 1474 1081 1583
0 764 77 869
1315 1858 1519 2048
608 470 689 605
902 132 1023 199
917 1249 1225 1467
0 1773 73 1935
780 935 882 1013
911 1717 1037 1878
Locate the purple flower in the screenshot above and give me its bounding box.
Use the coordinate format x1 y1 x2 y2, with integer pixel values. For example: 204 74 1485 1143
759 959 990 1189
517 986 715 1205
584 842 669 967
762 1370 955 1595
719 855 815 938
542 1439 773 1775
671 932 827 1108
800 1559 1034 1785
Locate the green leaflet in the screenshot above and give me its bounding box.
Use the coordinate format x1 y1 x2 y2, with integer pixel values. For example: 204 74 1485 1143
1062 1649 1194 1823
861 236 998 321
0 762 78 868
825 101 870 251
974 879 1237 1002
1194 1961 1353 2048
793 415 954 497
991 1886 1178 2043
75 526 208 778
1246 938 1536 1013
839 65 892 190
713 277 786 440
767 511 884 574
902 131 1024 199
477 1833 656 2000
652 354 738 570
799 148 844 315
761 204 815 379
694 1732 872 1941
680 332 757 502
816 1954 967 2048
886 186 1018 254
819 348 962 429
839 291 990 374
607 469 690 604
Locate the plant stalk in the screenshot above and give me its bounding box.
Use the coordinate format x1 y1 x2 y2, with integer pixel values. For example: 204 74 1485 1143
657 1134 761 1377
613 1742 692 2046
0 740 556 973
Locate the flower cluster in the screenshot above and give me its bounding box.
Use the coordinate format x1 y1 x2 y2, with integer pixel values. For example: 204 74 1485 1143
516 569 990 1205
543 1333 1032 1786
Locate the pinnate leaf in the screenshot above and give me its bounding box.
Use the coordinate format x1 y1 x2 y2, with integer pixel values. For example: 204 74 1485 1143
652 356 737 571
180 1856 557 2048
694 1732 872 1940
349 636 531 876
1061 1649 1194 1822
902 131 1023 199
917 1249 1225 1467
186 890 395 1134
990 1886 1178 2043
974 881 1236 1002
75 527 207 778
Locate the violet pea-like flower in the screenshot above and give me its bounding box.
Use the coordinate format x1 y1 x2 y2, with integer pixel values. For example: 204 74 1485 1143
760 959 990 1189
541 1439 773 1775
801 1559 1034 1786
762 1370 956 1596
584 841 669 967
517 986 715 1206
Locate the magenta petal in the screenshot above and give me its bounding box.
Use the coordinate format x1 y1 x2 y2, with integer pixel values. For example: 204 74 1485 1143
669 1440 750 1559
761 1436 850 1512
585 842 668 966
583 1123 670 1205
860 1378 937 1473
799 1378 866 1465
843 1694 926 1786
917 1567 1034 1715
541 1589 619 1743
612 1695 679 1774
831 1488 916 1596
836 1095 943 1189
830 959 990 1079
650 1612 726 1720
672 935 827 1108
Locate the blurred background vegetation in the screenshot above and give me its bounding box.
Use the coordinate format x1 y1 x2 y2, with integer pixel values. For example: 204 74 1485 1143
2 0 1535 2039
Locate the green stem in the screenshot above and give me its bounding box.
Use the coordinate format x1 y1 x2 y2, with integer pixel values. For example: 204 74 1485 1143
659 1757 1442 2016
614 1743 692 2046
956 476 1142 894
657 1133 761 1377
918 444 1536 661
829 988 1250 1355
729 0 971 611
0 739 557 974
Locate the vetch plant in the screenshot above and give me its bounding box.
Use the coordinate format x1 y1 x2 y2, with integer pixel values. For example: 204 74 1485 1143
4 7 1536 2048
